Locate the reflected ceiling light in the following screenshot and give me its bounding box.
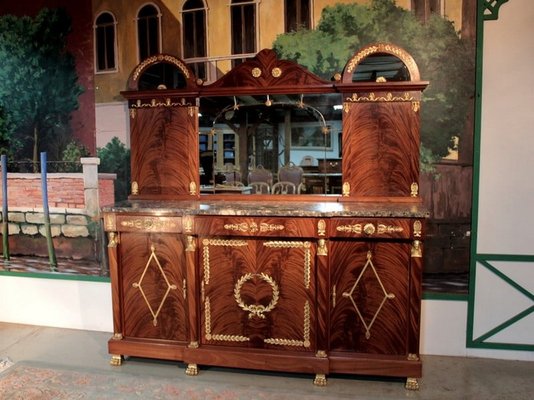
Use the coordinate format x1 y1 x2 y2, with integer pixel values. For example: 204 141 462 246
265 95 272 107
333 104 343 110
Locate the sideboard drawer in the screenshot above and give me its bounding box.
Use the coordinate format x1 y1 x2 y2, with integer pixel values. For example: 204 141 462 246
115 215 183 233
194 216 320 238
330 218 421 239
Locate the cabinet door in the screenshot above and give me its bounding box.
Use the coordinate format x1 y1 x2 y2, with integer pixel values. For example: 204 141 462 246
130 105 198 196
199 237 316 351
329 240 411 355
119 233 188 342
342 100 420 197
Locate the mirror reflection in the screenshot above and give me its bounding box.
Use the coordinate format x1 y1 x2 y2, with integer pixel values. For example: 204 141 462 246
352 53 410 82
199 93 342 195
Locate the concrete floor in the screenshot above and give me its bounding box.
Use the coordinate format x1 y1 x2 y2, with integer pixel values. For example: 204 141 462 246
1 322 533 399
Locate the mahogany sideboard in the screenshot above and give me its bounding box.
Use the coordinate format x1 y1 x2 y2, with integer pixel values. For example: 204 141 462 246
102 43 428 389
103 200 426 389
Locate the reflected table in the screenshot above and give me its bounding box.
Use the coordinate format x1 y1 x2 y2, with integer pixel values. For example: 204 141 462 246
200 185 253 194
302 173 342 194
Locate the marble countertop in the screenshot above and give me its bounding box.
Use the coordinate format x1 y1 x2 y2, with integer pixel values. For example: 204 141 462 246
102 199 429 218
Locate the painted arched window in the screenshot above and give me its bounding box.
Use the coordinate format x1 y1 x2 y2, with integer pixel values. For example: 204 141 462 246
285 0 311 32
182 0 207 79
412 0 443 23
137 4 160 61
95 12 117 72
231 0 257 67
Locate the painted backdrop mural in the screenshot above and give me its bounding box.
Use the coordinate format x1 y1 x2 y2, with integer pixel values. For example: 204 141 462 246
271 0 476 284
0 0 476 289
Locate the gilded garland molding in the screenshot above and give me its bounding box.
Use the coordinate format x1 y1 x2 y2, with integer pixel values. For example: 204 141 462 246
201 238 248 285
483 0 510 21
132 54 190 82
264 301 311 348
233 272 280 319
343 42 420 82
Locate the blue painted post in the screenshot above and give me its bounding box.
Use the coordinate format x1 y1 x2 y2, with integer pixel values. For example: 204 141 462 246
40 152 57 271
1 154 9 262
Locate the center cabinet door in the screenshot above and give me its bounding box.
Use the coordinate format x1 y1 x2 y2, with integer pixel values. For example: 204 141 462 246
199 237 317 351
119 233 188 342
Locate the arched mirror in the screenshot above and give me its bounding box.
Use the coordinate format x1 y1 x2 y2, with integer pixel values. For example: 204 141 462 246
126 54 197 91
341 43 421 84
351 52 410 82
137 62 188 90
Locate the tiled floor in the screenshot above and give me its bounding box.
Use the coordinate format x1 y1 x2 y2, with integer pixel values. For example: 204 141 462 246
1 322 533 399
0 255 106 276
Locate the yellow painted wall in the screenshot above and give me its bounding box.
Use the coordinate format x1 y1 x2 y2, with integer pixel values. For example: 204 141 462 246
258 0 285 49
394 0 411 11
93 0 182 101
205 2 230 57
93 0 464 103
93 0 141 102
444 0 463 32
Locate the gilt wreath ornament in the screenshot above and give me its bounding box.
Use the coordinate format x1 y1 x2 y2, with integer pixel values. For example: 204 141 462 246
233 273 279 319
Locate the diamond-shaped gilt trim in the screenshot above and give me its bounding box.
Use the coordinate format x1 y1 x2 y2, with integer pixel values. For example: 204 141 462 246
132 245 177 326
342 251 395 339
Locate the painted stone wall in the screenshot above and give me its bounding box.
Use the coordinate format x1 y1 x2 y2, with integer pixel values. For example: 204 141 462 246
1 209 97 259
0 159 115 260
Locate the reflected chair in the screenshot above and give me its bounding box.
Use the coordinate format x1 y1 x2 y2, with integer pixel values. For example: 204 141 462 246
278 162 305 193
272 181 297 194
248 165 273 187
250 181 271 194
223 171 242 184
299 155 317 167
222 163 242 184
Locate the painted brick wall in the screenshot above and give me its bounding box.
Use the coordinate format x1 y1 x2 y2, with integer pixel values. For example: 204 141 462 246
0 173 115 210
99 177 115 208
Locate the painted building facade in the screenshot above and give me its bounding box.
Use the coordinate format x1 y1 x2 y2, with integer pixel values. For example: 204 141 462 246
92 0 465 147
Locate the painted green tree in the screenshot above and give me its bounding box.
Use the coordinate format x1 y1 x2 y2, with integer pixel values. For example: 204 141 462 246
97 137 131 202
0 8 84 169
273 0 475 162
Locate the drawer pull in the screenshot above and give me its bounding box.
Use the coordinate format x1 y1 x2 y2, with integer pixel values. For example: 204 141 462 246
336 224 362 234
224 222 284 233
337 223 404 236
364 223 376 236
377 224 404 234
